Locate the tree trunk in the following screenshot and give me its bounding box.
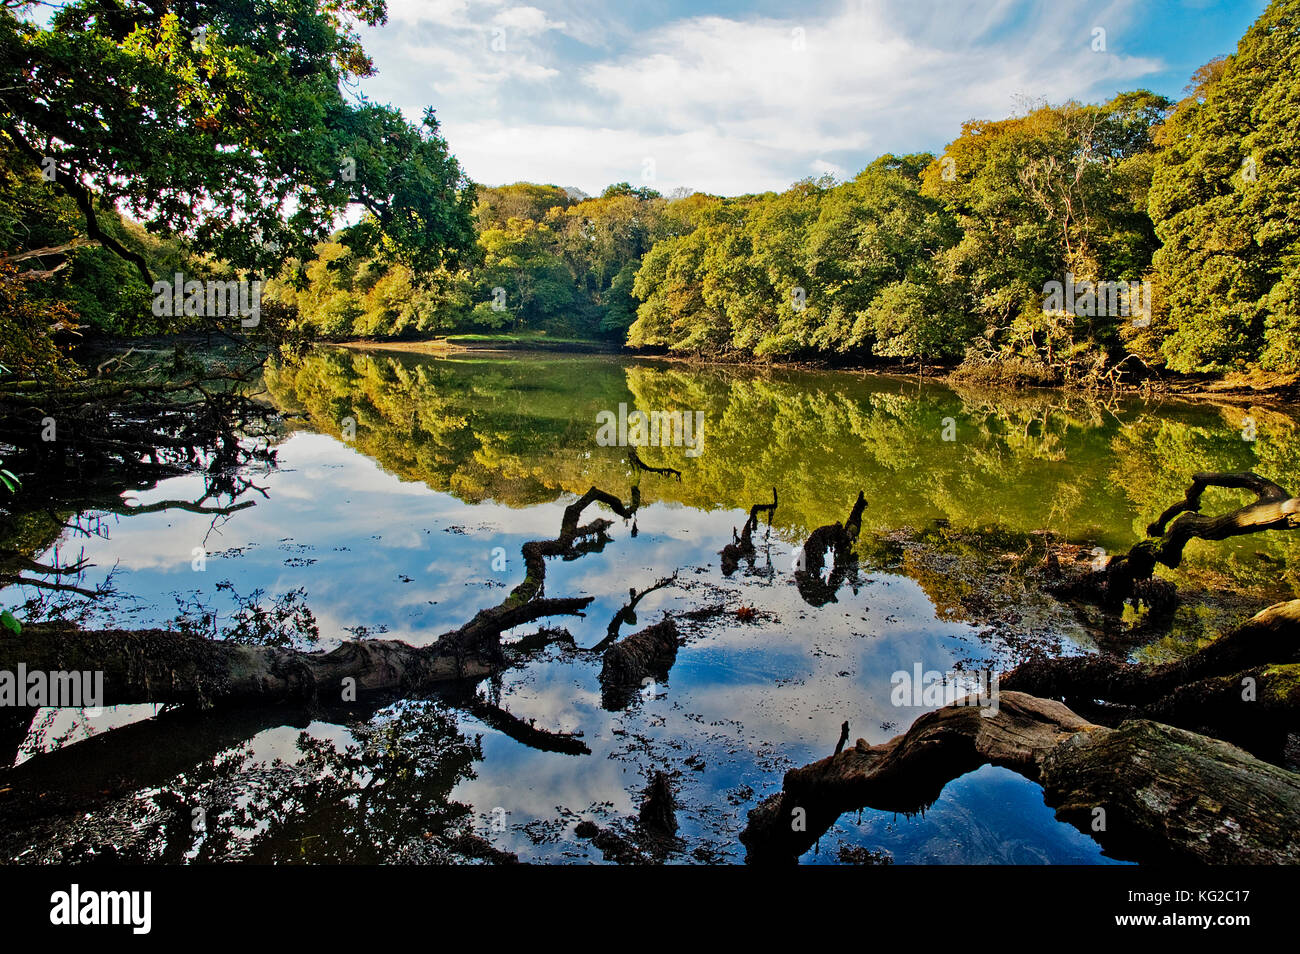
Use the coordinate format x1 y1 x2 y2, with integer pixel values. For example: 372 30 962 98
794 491 866 606
1 487 643 713
1002 599 1300 761
1074 473 1300 607
740 691 1300 864
599 618 680 710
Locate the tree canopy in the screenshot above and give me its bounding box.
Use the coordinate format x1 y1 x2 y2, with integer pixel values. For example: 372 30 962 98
5 0 1298 388
0 0 475 281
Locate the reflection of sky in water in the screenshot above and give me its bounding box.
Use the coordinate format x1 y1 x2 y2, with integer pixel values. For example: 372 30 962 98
17 430 1123 863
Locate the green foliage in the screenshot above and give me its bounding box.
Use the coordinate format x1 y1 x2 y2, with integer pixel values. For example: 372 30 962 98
1 1 474 282
1148 0 1300 374
3 1 1293 382
626 161 970 360
474 183 573 231
0 262 83 382
0 609 18 636
283 181 680 339
0 139 205 335
921 93 1170 382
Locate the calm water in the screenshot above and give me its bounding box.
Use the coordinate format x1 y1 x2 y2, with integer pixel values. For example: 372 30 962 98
7 347 1299 863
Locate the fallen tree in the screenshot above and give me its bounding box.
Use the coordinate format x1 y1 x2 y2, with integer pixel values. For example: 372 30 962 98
1002 598 1300 762
0 486 645 762
740 691 1300 864
1064 472 1300 609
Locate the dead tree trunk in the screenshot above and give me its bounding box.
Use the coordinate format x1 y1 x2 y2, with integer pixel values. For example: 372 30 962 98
740 692 1300 864
1002 598 1300 761
597 573 678 650
721 488 777 575
0 487 640 714
1072 472 1300 608
599 618 681 710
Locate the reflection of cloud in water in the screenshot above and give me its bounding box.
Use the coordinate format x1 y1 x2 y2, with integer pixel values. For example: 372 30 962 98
11 365 1153 863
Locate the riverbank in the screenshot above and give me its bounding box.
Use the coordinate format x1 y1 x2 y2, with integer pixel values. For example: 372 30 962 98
328 336 1300 403
335 334 620 356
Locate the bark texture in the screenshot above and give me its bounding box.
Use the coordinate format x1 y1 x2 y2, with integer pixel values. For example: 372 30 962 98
741 691 1300 864
599 618 681 710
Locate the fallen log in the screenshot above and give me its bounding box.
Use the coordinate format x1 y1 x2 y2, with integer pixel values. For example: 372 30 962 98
740 691 1300 864
1003 599 1300 760
1070 472 1300 608
0 487 640 715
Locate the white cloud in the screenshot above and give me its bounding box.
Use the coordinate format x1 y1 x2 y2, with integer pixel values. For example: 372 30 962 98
361 0 1166 196
492 5 566 35
439 119 802 195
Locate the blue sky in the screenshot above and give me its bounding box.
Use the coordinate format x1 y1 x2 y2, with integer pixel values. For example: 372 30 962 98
355 0 1269 196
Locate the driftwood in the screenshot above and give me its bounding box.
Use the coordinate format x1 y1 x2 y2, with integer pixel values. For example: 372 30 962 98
794 491 866 606
599 618 681 710
1072 472 1300 608
740 691 1300 864
720 488 777 576
1003 598 1300 761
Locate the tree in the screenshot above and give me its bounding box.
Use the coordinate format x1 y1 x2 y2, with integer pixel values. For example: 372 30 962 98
1148 0 1300 374
806 155 961 357
924 94 1169 382
627 201 732 354
474 183 572 232
473 217 582 332
0 0 475 284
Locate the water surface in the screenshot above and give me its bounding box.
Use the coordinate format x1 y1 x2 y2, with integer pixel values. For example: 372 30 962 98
8 348 1299 863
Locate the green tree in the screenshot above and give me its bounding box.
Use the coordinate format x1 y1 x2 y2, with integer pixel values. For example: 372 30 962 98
925 94 1169 381
0 0 475 283
806 155 962 358
473 218 582 332
1148 0 1300 374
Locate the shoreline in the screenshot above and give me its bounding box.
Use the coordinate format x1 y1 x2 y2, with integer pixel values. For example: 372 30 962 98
329 337 1300 404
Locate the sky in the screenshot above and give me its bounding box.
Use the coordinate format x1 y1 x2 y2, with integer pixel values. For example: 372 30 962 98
353 0 1270 196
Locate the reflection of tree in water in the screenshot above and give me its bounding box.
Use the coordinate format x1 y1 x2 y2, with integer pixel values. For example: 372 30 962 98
159 702 487 864
265 349 1300 600
1108 403 1300 596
